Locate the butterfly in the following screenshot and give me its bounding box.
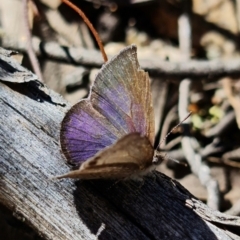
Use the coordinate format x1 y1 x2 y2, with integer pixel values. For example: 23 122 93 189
57 45 163 180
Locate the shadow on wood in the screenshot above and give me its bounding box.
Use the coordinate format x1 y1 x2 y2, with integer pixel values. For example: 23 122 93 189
73 174 218 239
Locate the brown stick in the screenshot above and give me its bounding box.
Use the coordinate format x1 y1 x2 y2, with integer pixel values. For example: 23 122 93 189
4 37 240 79
22 0 43 81
62 0 108 63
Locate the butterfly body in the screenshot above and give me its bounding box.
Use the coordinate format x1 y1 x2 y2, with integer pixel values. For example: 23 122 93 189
58 45 162 180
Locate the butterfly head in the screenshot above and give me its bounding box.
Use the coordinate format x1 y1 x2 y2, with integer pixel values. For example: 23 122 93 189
152 150 164 166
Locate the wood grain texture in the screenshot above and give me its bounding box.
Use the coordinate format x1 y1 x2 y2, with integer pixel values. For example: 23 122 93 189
0 49 240 240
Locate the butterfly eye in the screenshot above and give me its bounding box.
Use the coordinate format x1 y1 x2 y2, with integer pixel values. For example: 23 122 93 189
152 157 159 165
152 154 164 165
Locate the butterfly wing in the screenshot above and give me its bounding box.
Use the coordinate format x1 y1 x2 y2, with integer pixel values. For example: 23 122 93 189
60 45 155 166
57 133 154 179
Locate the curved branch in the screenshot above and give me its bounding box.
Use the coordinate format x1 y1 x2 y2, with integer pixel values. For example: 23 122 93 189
3 37 240 79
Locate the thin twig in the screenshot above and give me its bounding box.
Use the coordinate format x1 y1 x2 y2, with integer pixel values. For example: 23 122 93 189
208 156 240 168
221 77 240 128
203 111 235 137
62 0 108 63
160 106 178 147
224 199 240 216
22 0 43 82
200 137 224 158
235 0 240 33
179 80 220 210
159 112 192 149
223 147 240 162
151 78 168 138
162 136 182 151
178 1 220 210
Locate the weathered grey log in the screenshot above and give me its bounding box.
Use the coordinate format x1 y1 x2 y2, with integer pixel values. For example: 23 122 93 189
0 49 240 240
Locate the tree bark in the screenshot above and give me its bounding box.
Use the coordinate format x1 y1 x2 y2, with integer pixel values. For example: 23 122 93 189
0 48 240 240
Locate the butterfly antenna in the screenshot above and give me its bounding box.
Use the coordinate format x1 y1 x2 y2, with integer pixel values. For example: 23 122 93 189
165 154 188 167
157 112 192 150
61 0 108 62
